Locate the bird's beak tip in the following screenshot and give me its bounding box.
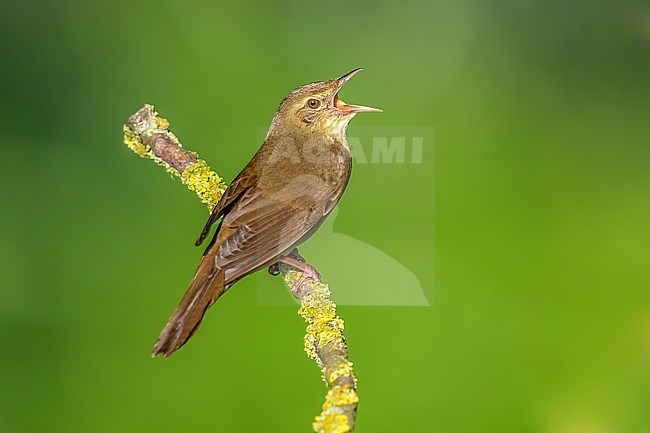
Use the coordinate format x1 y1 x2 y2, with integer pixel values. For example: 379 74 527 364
337 68 364 84
334 68 382 113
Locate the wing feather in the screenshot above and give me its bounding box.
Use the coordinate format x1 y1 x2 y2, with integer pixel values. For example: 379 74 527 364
195 168 258 246
216 202 315 283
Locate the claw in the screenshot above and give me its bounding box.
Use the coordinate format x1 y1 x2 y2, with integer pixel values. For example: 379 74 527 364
268 263 280 276
289 265 321 295
276 255 321 294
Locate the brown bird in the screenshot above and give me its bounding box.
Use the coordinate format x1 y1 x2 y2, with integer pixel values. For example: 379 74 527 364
152 69 381 357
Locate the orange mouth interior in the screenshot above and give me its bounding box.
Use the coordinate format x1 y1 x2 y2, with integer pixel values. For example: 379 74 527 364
334 93 351 111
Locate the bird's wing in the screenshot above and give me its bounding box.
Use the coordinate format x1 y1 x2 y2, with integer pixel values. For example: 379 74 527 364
195 167 258 246
152 191 321 357
323 172 350 216
215 198 319 284
323 152 352 216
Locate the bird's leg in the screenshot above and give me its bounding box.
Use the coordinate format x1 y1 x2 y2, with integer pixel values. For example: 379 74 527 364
275 250 321 295
285 248 306 262
267 248 305 276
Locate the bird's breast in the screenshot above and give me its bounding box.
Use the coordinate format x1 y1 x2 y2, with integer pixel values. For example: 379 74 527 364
256 134 351 194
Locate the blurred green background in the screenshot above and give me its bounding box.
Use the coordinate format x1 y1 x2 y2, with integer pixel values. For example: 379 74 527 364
2 0 650 432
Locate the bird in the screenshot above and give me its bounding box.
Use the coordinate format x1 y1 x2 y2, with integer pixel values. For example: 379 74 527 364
152 69 381 357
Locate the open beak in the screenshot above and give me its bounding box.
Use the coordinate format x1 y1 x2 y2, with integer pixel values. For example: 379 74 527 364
333 68 383 113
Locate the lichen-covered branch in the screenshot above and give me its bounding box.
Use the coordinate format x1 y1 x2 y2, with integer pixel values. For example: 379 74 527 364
123 106 227 211
124 105 358 433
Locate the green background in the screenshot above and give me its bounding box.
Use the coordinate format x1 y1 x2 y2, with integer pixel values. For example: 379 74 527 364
2 1 650 432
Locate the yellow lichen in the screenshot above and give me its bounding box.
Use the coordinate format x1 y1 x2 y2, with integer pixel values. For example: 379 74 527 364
312 385 357 433
123 119 180 178
181 160 227 211
323 386 359 409
310 317 344 349
123 106 226 206
123 126 151 158
313 412 351 433
299 285 339 363
304 333 319 361
155 116 170 130
327 361 354 385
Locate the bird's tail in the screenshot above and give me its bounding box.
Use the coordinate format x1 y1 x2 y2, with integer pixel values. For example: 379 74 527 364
152 252 226 357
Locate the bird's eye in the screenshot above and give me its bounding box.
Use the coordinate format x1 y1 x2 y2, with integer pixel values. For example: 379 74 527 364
307 98 321 109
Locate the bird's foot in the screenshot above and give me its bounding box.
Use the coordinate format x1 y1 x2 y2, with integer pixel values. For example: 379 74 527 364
267 263 280 276
268 248 303 276
277 255 321 295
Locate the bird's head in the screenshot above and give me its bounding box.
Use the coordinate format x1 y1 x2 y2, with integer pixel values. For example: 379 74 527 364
270 68 381 138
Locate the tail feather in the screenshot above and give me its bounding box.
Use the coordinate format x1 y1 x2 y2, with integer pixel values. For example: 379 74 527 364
152 254 226 357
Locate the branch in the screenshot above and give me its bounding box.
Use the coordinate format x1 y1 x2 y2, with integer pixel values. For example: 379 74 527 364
124 105 359 433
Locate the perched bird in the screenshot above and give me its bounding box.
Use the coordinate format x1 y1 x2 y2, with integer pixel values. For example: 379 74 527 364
152 69 381 357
